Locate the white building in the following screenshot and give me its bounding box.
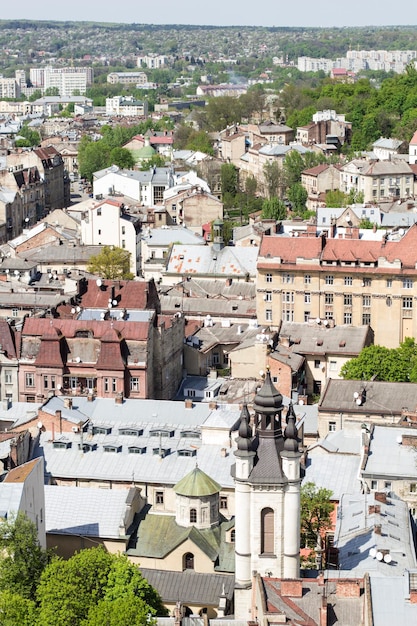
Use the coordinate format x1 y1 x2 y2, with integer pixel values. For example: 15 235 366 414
137 54 168 68
105 96 148 117
93 165 173 207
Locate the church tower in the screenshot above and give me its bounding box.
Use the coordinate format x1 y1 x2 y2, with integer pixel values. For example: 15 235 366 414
233 371 302 619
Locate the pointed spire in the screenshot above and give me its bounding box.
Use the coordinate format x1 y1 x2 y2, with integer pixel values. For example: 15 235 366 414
284 402 299 452
235 403 253 452
252 368 283 416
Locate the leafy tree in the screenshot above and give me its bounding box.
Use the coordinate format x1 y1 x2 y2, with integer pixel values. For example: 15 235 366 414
340 339 417 382
16 124 40 148
78 136 110 182
87 246 134 280
263 161 286 199
44 87 60 96
287 182 308 213
283 150 308 187
261 197 287 221
37 548 165 626
109 147 135 170
301 482 333 550
0 513 51 601
0 590 38 626
140 154 168 170
325 189 349 208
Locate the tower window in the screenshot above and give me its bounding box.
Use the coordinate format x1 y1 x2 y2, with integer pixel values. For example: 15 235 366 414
261 507 274 555
183 552 194 570
190 508 197 524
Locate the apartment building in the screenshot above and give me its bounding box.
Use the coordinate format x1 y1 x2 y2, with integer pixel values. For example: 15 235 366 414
30 67 93 96
0 76 20 99
256 224 417 349
105 96 148 117
107 72 147 85
357 160 414 203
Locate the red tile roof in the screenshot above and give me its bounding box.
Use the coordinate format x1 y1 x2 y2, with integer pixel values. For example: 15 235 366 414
0 320 17 359
80 279 157 310
259 235 324 263
22 318 150 341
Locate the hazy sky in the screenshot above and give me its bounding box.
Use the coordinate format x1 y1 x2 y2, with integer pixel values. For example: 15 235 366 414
3 0 417 28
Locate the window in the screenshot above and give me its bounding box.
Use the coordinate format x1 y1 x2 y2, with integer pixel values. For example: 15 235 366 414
261 507 274 554
362 313 371 325
155 491 164 505
230 529 235 543
403 278 413 289
50 376 55 390
386 278 392 288
121 240 125 248
325 275 334 285
12 308 19 318
304 311 310 322
304 292 311 304
190 508 197 524
122 226 125 235
266 273 272 283
314 359 321 369
212 352 220 365
184 552 194 570
403 297 413 309
130 377 140 392
325 293 334 305
43 375 48 390
220 496 228 510
104 378 109 393
265 309 272 322
282 273 294 284
172 203 176 212
328 421 336 432
363 278 372 287
363 295 371 307
265 291 272 302
304 274 311 284
282 309 294 322
384 481 392 491
98 229 101 235
4 370 12 385
371 480 378 490
112 378 117 393
410 483 417 493
344 276 353 286
97 208 102 216
25 372 34 387
329 360 337 371
283 292 294 303
344 312 352 324
344 294 352 306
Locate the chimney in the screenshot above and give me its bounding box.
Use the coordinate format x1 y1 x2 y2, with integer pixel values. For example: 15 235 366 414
209 401 217 410
115 393 123 405
281 580 303 597
374 524 382 535
64 397 73 409
87 393 94 402
185 398 193 409
368 504 381 515
375 492 387 503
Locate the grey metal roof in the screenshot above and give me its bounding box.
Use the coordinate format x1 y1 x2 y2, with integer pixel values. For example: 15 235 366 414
303 452 362 501
369 573 417 625
319 380 417 417
0 401 42 428
280 322 371 356
334 493 416 574
166 245 258 278
140 568 235 605
45 485 133 538
0 482 24 517
78 309 154 322
142 227 205 246
362 425 417 480
23 244 102 264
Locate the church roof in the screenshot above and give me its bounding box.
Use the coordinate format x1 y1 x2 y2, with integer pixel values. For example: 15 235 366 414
174 466 221 497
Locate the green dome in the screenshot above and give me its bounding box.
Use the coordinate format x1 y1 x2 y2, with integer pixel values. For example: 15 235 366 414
174 466 221 497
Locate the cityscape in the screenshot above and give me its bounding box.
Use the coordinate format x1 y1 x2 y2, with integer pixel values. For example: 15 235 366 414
1 17 417 626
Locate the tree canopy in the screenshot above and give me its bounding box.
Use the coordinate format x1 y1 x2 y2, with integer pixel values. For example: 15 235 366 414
340 338 417 382
87 246 134 280
301 482 333 550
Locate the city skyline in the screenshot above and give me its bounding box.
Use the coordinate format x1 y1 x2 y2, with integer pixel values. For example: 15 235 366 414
3 0 416 29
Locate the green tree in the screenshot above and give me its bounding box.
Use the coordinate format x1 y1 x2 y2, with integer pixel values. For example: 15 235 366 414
287 182 308 213
44 86 60 96
87 246 134 280
140 154 168 170
283 150 307 187
340 339 417 382
263 161 286 199
0 590 38 626
301 482 333 551
37 548 165 626
261 197 287 221
78 136 110 182
325 189 349 208
109 147 135 170
16 124 40 148
0 513 51 601
83 594 155 626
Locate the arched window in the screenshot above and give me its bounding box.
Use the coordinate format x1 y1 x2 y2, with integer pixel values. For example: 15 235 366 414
184 552 194 570
230 529 235 543
261 507 274 554
190 508 197 524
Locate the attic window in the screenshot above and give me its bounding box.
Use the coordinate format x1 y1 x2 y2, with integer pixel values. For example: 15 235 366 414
78 443 96 452
93 426 112 435
53 440 71 449
75 330 93 339
152 447 171 457
118 428 143 437
128 446 147 454
180 430 201 438
103 444 122 453
177 449 197 457
150 429 175 438
339 340 346 347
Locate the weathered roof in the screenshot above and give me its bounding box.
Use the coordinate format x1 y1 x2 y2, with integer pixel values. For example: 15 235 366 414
280 322 371 356
140 568 235 605
166 245 258 278
174 466 221 497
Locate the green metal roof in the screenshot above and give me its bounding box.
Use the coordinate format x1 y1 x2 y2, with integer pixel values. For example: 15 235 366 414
174 467 221 497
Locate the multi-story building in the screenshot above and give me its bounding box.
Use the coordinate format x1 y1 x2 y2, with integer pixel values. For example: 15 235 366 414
107 72 148 85
105 96 148 117
356 160 414 203
256 224 417 349
137 54 168 68
0 76 20 99
301 163 342 210
30 67 93 96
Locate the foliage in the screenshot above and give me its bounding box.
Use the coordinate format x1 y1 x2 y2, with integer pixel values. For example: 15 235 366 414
87 246 134 280
36 548 165 626
16 124 40 147
78 136 110 182
325 189 349 208
301 482 333 549
0 513 51 601
0 590 38 626
340 338 417 382
261 197 287 221
263 161 286 199
221 163 239 210
359 217 376 229
139 154 168 170
287 182 308 213
109 147 135 170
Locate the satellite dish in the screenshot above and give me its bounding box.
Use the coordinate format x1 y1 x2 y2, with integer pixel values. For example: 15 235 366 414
353 391 359 399
299 399 304 405
384 553 392 564
316 317 321 324
376 552 383 561
259 370 265 378
112 299 117 306
356 398 362 406
396 435 403 445
37 421 43 430
57 384 62 390
71 308 76 314
119 310 124 318
76 306 81 313
100 312 105 319
96 278 102 287
369 548 377 558
75 356 81 363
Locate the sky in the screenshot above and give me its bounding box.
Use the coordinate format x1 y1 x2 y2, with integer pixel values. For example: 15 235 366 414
3 0 417 28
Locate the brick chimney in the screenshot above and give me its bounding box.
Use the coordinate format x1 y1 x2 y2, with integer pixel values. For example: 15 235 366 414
64 397 73 409
375 492 387 504
185 398 193 409
281 580 303 598
115 393 123 405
